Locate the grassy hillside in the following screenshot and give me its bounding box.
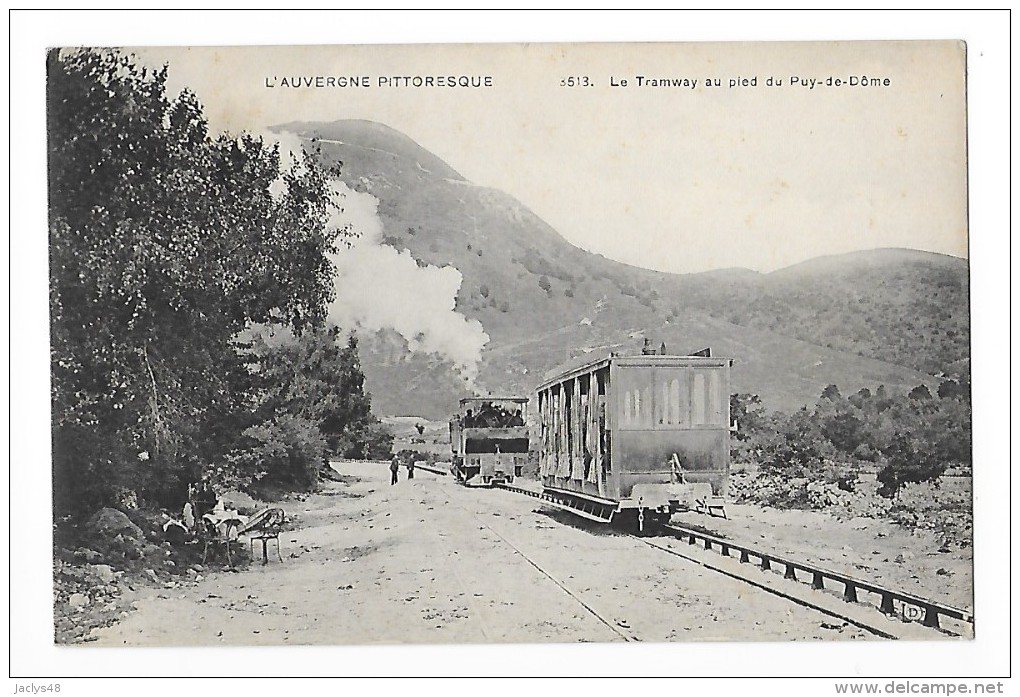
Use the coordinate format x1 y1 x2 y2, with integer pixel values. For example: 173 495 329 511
278 120 969 419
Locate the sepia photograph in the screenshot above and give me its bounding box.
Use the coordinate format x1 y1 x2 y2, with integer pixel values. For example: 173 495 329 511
9 9 1012 688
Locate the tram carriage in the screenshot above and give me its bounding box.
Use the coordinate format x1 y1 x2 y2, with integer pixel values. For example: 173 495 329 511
536 343 732 528
450 396 530 486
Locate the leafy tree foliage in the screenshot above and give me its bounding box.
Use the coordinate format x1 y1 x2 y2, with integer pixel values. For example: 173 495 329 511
731 377 971 503
254 328 393 460
48 48 346 514
221 413 328 492
877 432 947 498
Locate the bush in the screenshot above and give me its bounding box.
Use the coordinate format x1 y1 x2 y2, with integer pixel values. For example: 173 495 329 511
222 414 327 492
336 420 394 461
876 432 947 498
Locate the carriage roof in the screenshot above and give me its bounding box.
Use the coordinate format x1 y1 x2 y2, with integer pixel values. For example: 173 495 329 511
458 396 529 406
537 349 732 393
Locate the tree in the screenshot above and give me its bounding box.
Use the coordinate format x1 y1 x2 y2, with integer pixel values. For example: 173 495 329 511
908 384 933 401
820 409 865 454
48 48 347 514
757 408 832 476
937 379 970 400
729 393 766 442
254 328 389 459
877 432 947 497
848 387 871 410
820 384 842 402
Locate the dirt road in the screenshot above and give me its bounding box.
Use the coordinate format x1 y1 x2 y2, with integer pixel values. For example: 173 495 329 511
93 462 889 646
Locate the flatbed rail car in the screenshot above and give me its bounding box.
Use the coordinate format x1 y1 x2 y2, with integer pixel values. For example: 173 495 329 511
450 397 530 486
536 346 733 528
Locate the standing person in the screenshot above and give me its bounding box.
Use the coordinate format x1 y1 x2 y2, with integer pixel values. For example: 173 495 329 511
390 455 400 485
407 459 415 480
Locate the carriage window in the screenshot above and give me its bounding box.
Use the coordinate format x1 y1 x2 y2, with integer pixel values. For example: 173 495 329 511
709 370 724 424
692 373 707 425
617 369 653 429
690 369 727 426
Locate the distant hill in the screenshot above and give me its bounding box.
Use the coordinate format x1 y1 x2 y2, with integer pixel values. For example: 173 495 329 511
279 120 970 419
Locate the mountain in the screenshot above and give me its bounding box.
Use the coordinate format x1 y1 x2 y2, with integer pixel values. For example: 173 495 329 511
277 120 970 419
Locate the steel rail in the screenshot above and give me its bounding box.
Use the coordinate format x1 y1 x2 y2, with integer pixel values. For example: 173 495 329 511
631 534 902 639
661 522 973 631
495 482 971 634
411 463 448 477
454 503 636 642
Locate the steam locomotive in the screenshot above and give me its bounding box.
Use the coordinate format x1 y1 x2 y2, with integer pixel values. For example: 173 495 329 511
449 396 530 486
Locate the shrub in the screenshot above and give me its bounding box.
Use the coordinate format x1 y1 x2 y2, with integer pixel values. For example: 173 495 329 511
877 432 947 498
222 414 327 492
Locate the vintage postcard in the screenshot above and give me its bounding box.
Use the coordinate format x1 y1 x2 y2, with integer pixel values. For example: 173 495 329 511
42 38 975 661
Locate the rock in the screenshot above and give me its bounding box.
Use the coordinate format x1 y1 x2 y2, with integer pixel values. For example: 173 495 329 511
88 564 116 584
86 508 144 540
143 569 159 583
68 593 89 609
74 548 103 563
219 490 259 515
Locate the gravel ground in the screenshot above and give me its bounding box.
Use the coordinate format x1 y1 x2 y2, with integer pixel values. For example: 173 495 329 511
90 462 948 646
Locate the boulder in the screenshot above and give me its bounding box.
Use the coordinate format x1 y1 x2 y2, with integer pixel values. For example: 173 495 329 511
88 564 116 584
86 508 144 540
68 593 89 609
74 548 103 563
219 490 258 515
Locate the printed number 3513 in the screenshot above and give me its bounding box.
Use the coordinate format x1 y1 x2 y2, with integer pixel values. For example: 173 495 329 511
560 76 593 87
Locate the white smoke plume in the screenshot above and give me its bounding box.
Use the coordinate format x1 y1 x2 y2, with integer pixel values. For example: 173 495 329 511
323 180 490 385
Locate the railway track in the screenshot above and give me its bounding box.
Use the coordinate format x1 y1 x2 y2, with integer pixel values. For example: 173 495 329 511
463 508 638 642
495 482 972 639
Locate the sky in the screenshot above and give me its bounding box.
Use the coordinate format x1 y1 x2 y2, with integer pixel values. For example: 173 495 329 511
130 40 968 275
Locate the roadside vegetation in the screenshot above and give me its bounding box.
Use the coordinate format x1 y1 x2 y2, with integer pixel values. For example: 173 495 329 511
49 48 393 639
728 380 972 548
